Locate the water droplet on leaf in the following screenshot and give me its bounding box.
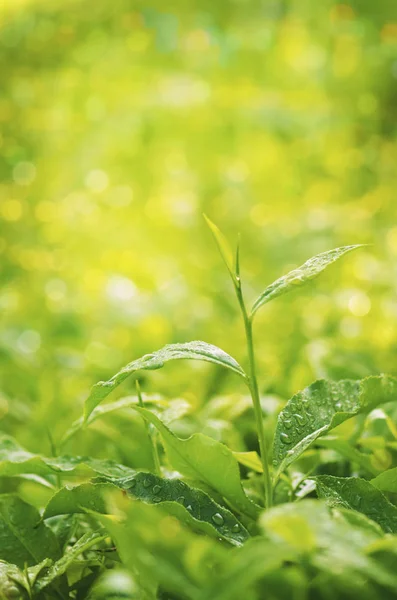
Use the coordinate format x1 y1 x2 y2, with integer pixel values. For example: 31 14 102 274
212 512 224 526
280 432 290 444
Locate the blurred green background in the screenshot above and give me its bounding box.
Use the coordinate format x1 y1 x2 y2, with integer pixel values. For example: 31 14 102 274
1 0 397 453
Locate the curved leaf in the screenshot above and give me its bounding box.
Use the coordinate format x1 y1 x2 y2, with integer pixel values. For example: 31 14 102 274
371 468 397 493
0 495 60 567
273 375 397 478
315 437 378 476
251 245 363 317
134 407 260 519
44 473 249 546
84 341 247 421
0 434 135 479
233 451 263 473
34 531 107 593
62 395 190 448
204 214 237 282
314 475 397 534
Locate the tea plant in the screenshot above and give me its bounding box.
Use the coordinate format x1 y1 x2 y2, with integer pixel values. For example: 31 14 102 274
1 220 397 599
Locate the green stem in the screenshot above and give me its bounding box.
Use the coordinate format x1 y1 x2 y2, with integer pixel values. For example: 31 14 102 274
235 280 273 509
136 381 162 476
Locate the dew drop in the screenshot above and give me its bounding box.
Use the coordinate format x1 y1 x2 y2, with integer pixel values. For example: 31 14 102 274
186 504 193 512
289 269 306 285
143 478 152 488
177 496 185 505
152 496 161 503
212 513 224 526
279 432 290 444
294 413 307 426
152 485 161 494
231 523 240 533
283 419 293 430
101 381 113 388
145 362 164 371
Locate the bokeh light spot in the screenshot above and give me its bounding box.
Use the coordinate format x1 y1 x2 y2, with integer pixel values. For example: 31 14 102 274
85 169 109 193
12 161 36 185
348 292 371 317
1 199 23 221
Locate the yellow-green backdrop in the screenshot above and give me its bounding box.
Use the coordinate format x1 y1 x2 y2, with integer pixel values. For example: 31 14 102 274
1 0 397 453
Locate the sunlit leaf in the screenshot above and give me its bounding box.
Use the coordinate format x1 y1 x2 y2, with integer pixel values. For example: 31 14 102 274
134 407 260 519
204 214 236 282
61 395 190 448
198 538 296 600
314 475 397 533
251 245 363 317
85 341 247 421
273 375 397 478
0 495 60 567
371 467 397 493
98 500 226 600
0 434 135 479
233 451 263 473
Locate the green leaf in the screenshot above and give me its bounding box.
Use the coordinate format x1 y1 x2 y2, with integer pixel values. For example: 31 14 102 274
0 495 60 567
314 475 397 533
134 407 260 519
0 434 135 479
273 375 397 478
0 558 52 597
315 437 378 476
251 245 363 317
44 473 249 546
43 482 115 519
34 531 107 593
84 341 247 421
371 467 397 493
198 538 296 600
233 451 263 473
97 501 224 600
204 214 236 282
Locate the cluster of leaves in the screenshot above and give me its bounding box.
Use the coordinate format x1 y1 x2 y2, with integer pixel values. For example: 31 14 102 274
2 225 397 599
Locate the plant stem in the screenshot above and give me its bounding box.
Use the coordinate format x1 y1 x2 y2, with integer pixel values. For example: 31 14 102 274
136 381 162 476
235 280 273 509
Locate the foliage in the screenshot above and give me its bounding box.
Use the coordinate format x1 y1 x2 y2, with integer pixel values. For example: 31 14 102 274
1 0 397 597
2 215 397 598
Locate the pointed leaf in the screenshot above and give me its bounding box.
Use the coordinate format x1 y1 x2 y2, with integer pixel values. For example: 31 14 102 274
84 341 247 421
44 473 249 546
0 495 60 567
371 468 397 493
61 394 188 447
251 245 363 317
0 434 135 479
134 407 260 519
204 215 236 282
233 451 263 473
43 482 115 519
315 437 378 476
273 375 397 478
314 475 397 533
34 531 107 593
